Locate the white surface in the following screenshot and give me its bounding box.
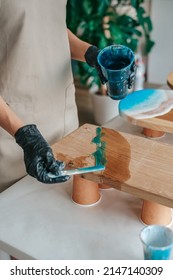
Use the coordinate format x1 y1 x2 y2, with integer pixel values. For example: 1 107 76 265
0 250 10 260
0 116 173 260
0 176 145 260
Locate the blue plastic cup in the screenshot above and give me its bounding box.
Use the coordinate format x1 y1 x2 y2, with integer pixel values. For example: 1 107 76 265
97 45 136 100
140 225 173 260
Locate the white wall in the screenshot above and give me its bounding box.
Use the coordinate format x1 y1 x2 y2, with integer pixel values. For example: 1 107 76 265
147 0 173 84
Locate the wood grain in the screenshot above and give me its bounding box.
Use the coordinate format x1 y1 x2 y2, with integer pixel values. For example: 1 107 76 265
126 109 173 133
52 124 173 208
167 72 173 89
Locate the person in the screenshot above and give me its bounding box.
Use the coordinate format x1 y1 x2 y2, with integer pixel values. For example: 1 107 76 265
0 0 104 192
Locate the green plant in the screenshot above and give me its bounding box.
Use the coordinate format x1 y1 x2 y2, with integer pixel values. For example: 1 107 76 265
66 0 154 92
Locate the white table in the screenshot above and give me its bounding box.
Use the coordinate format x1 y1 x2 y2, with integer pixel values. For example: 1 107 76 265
0 116 173 260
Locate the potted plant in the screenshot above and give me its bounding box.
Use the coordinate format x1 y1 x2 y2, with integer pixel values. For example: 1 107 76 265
66 0 155 124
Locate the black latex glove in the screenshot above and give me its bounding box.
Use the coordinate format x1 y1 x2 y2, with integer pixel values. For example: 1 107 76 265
15 124 70 184
84 45 107 84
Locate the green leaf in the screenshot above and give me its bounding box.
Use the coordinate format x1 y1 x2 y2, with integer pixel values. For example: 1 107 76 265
98 36 109 49
143 39 155 55
144 16 153 32
66 0 155 91
131 0 138 8
82 1 93 15
97 0 111 17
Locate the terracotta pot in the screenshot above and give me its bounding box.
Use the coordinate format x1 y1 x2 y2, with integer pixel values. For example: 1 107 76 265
140 200 172 226
72 175 101 206
99 184 112 189
142 128 165 138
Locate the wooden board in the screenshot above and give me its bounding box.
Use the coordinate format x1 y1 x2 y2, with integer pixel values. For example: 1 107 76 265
127 109 173 133
119 89 173 133
52 124 173 208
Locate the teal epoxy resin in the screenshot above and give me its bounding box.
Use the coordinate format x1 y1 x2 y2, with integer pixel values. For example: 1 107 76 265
140 225 173 260
91 127 107 166
119 89 162 111
119 89 173 120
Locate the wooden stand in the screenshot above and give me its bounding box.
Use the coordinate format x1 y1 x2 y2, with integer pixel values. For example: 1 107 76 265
142 128 165 138
52 123 173 226
52 124 173 208
118 84 173 223
167 72 173 89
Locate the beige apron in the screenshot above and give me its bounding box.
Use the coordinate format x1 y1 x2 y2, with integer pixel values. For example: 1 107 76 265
0 0 79 191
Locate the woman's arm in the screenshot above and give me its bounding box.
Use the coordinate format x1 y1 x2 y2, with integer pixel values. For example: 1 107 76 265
67 29 91 62
67 29 107 85
0 96 69 184
0 96 24 136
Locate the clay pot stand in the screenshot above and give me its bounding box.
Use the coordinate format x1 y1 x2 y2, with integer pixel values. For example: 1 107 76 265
52 123 173 219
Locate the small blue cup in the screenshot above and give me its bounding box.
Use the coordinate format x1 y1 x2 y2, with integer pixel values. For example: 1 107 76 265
140 225 173 260
97 45 136 100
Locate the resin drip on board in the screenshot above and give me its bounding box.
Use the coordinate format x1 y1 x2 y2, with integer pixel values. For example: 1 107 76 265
91 127 107 167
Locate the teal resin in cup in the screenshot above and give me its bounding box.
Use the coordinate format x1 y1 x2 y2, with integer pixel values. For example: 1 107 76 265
140 225 173 260
97 45 136 100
